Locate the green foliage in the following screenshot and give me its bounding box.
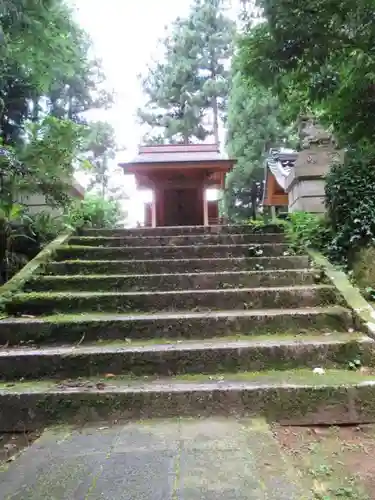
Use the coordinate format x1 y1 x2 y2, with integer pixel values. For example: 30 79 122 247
0 0 110 144
29 212 65 245
283 212 332 254
19 117 87 205
237 0 375 146
225 60 297 222
232 1 375 263
325 146 375 265
0 203 35 282
0 0 114 284
83 121 117 197
66 194 125 230
138 0 235 144
1 0 89 91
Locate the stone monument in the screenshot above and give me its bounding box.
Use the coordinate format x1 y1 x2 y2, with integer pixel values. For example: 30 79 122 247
285 115 344 213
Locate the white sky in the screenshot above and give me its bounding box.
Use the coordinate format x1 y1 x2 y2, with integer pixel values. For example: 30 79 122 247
73 0 240 225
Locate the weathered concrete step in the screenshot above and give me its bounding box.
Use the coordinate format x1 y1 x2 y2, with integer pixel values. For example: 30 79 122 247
27 270 317 292
68 233 286 247
6 285 337 316
0 333 372 381
0 306 352 345
45 256 310 275
55 243 290 261
2 369 375 431
80 224 284 237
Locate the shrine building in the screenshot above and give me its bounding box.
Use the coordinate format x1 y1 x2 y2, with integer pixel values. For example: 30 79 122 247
120 143 235 227
262 148 297 216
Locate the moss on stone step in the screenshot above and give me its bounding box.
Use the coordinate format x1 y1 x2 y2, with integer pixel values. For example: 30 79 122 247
5 286 338 316
26 270 316 293
45 256 311 276
67 233 286 247
0 307 352 345
79 224 285 238
0 333 372 381
54 243 290 261
1 368 375 431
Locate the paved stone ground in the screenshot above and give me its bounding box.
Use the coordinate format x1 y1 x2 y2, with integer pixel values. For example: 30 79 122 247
0 418 309 499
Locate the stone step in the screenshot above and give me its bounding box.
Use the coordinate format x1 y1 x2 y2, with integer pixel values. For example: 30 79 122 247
80 224 284 237
27 270 317 293
55 243 290 261
2 368 375 430
0 333 371 381
0 307 351 345
6 285 337 316
68 233 286 247
45 256 310 275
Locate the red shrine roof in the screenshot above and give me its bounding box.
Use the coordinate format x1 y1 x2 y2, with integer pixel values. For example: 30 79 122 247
119 143 234 169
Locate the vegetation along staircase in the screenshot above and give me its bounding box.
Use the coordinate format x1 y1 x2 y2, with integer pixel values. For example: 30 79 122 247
1 224 375 431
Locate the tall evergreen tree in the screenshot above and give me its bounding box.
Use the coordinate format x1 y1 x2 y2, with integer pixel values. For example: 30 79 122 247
138 17 207 145
189 0 236 144
84 121 117 197
138 0 235 144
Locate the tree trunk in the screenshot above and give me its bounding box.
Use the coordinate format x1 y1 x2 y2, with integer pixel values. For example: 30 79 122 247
212 96 220 145
210 46 220 146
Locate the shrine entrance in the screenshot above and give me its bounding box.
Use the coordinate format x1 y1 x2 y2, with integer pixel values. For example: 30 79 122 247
120 144 234 227
163 188 202 226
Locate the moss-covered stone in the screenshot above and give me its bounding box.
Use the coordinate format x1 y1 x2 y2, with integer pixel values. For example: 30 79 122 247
45 256 311 276
1 225 371 431
54 243 289 261
5 285 337 316
1 369 375 431
0 231 73 310
352 246 375 290
0 334 372 381
26 270 316 293
0 306 352 345
309 249 375 338
68 233 286 248
79 224 285 238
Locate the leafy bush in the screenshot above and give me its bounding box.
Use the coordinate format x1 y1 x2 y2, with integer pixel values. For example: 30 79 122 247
66 194 124 230
29 212 65 245
245 218 267 231
283 211 332 254
325 146 375 265
0 203 36 283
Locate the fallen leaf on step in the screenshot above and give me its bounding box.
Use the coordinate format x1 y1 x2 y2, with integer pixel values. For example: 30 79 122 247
104 373 116 379
313 367 325 375
360 367 370 374
4 443 16 451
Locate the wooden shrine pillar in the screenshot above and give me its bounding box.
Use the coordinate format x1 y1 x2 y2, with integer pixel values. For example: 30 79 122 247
203 189 209 226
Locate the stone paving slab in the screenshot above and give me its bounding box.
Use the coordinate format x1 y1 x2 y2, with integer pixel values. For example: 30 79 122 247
0 418 309 499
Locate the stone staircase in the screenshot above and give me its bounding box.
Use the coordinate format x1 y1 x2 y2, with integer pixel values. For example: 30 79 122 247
1 224 375 431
